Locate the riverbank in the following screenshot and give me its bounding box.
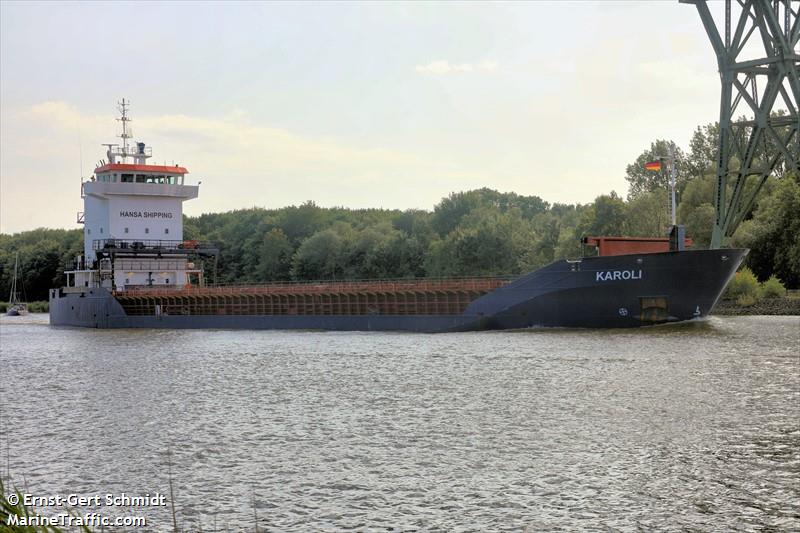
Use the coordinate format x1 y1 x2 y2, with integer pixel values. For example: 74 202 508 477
713 296 800 316
0 300 48 313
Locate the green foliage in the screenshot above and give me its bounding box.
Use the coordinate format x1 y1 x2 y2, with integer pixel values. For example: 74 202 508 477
257 228 293 281
291 227 349 280
28 301 49 312
686 122 719 178
724 267 760 300
562 193 628 252
682 203 716 249
733 174 800 288
677 174 717 248
625 189 670 237
431 188 548 236
759 276 787 299
0 229 83 301
426 207 539 277
678 174 716 211
588 192 628 235
568 193 624 239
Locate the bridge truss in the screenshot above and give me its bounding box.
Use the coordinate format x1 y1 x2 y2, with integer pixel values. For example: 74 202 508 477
683 0 799 248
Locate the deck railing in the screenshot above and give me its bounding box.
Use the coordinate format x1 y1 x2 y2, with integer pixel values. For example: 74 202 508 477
92 239 215 251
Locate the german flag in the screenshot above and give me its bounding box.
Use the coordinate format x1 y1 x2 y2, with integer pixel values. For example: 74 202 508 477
644 160 662 171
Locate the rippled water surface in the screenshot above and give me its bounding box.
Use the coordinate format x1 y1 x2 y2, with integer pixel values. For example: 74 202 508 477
1 314 798 531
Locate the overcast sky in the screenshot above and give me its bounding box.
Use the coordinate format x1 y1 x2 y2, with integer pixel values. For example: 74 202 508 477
1 1 725 234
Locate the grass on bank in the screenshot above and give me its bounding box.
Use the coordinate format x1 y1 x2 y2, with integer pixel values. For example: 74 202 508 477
1 477 91 532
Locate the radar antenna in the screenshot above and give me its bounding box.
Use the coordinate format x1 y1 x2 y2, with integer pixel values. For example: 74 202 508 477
682 0 799 248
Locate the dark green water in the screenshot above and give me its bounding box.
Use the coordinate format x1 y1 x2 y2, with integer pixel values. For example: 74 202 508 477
1 314 798 531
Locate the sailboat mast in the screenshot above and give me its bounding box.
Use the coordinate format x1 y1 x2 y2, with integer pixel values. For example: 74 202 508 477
9 252 18 303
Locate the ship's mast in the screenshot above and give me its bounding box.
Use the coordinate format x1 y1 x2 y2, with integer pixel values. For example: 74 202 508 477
653 145 678 227
104 99 151 165
117 98 133 161
668 143 677 227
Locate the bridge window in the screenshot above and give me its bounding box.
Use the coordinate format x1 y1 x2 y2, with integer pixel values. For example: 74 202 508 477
131 174 171 184
121 174 134 183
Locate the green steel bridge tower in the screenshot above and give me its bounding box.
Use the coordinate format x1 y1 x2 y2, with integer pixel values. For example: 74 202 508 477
683 0 799 248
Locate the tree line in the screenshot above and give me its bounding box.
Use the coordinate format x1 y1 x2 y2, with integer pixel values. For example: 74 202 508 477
1 121 798 302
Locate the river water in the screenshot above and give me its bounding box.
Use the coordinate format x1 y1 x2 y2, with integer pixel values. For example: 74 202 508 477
1 314 798 532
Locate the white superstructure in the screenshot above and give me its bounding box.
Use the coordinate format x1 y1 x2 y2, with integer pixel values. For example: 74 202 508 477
66 100 205 291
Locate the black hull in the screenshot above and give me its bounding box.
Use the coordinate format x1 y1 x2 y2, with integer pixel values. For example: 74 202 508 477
49 248 747 331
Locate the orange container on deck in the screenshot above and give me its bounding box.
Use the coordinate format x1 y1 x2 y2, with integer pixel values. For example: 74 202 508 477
583 236 693 257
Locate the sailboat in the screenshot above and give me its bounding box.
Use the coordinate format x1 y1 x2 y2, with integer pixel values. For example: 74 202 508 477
6 252 28 316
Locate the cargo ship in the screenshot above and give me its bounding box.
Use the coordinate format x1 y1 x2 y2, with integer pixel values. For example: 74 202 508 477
49 102 747 331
